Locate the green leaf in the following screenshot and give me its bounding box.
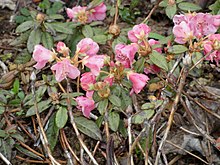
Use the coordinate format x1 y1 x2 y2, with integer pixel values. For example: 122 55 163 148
42 32 54 49
46 114 59 151
178 2 202 11
47 2 63 15
46 14 64 20
10 133 25 142
27 28 42 53
55 107 68 129
10 31 31 46
49 23 73 34
20 8 30 16
0 130 7 138
121 88 132 110
53 33 68 41
0 139 12 160
149 32 166 40
14 49 32 64
109 95 121 107
82 25 94 38
165 4 177 19
26 99 52 117
97 99 108 115
0 106 5 114
192 52 203 69
92 35 108 44
168 45 188 54
75 116 102 141
118 119 127 137
16 21 34 33
108 111 120 132
8 99 21 106
30 10 37 19
0 94 7 104
149 51 168 71
15 145 43 160
159 0 168 7
12 79 20 94
111 85 122 97
209 0 220 14
87 0 104 10
141 103 155 110
44 23 56 36
134 57 145 73
96 116 104 128
132 110 154 124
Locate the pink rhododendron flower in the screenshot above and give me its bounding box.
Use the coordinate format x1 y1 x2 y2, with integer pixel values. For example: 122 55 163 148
56 42 70 56
66 6 89 23
88 2 107 22
115 43 138 68
33 45 54 69
144 64 161 74
76 38 99 57
128 23 151 43
83 55 105 76
173 21 194 44
86 90 94 98
204 34 220 65
148 39 162 53
76 96 95 118
80 72 96 91
173 13 220 41
128 72 149 94
190 13 219 38
51 58 80 82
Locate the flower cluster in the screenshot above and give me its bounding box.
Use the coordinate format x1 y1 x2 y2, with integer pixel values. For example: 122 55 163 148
173 13 220 44
32 38 108 118
173 13 220 65
66 2 107 24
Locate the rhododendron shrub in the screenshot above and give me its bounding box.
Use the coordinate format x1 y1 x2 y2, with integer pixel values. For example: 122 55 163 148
32 8 220 138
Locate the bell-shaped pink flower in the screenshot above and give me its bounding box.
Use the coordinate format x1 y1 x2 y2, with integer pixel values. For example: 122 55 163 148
51 58 80 82
128 72 149 94
83 55 105 76
190 13 218 38
204 34 220 65
88 2 107 22
80 72 96 91
128 23 151 43
76 38 99 57
76 96 95 118
33 45 54 69
173 21 194 44
66 6 89 23
115 43 138 68
148 39 162 53
56 42 70 56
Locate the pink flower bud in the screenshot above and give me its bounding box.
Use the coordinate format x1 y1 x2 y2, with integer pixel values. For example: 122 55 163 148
56 42 70 56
